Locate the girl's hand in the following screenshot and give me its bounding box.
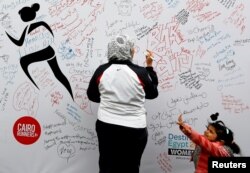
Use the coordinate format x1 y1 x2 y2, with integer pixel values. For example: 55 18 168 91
177 114 191 135
177 114 184 126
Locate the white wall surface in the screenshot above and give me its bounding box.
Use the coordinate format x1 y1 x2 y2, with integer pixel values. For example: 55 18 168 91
0 0 250 172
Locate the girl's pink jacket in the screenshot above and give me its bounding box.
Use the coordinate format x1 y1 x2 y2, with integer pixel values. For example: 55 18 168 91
181 124 231 173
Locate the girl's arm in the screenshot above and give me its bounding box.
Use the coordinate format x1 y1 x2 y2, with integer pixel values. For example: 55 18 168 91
177 114 230 157
182 123 230 157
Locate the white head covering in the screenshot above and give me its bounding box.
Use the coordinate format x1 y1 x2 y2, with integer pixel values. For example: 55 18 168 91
107 34 134 61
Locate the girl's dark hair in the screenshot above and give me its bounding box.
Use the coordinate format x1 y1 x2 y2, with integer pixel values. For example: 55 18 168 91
209 113 241 154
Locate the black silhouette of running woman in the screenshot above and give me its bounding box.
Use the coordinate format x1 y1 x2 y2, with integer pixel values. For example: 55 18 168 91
6 3 74 100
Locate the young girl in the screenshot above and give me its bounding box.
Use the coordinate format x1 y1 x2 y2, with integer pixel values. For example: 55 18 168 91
177 113 241 173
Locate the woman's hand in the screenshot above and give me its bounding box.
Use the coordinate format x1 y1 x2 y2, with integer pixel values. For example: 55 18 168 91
145 50 153 67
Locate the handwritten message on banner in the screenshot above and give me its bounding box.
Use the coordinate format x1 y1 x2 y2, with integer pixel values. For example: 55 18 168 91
0 0 249 173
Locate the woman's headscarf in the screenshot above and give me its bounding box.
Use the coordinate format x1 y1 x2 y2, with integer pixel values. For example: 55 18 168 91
107 34 134 61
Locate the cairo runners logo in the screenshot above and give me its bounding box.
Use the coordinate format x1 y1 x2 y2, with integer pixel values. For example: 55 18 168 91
13 116 41 145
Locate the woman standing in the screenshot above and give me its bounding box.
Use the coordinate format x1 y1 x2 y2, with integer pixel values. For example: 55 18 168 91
87 34 158 173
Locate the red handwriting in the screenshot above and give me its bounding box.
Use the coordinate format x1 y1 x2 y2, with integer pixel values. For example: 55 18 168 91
221 93 249 113
51 91 63 106
13 82 39 116
224 3 246 34
157 152 173 173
